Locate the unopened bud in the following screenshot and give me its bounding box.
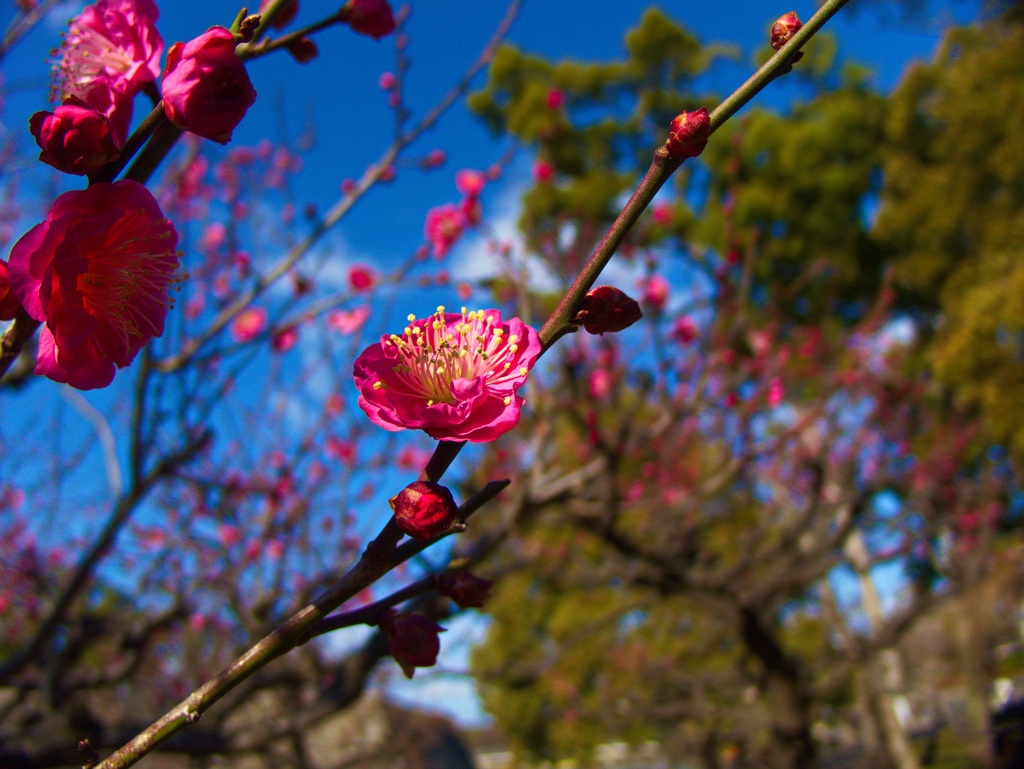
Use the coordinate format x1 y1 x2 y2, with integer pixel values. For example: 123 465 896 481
389 481 458 540
575 286 643 335
287 36 318 63
770 12 802 51
379 610 445 678
340 0 397 40
258 0 298 30
237 13 262 42
439 572 494 608
664 108 710 160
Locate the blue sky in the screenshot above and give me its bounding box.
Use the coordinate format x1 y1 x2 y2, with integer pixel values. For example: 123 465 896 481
0 0 989 728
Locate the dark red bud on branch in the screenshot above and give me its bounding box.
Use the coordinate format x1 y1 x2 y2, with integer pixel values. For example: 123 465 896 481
258 0 299 30
664 108 710 160
287 36 318 63
340 0 396 39
379 610 445 678
389 481 458 540
575 286 643 334
439 572 493 608
770 12 802 51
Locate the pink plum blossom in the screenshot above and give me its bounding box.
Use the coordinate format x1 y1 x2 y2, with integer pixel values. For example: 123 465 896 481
348 265 375 292
230 307 267 342
671 315 698 344
353 306 541 442
52 0 163 100
271 325 299 352
589 368 612 399
74 76 133 146
639 274 669 311
533 160 554 183
325 437 356 464
546 88 564 110
218 523 241 547
424 204 467 258
423 149 445 168
328 305 370 334
455 169 486 198
8 181 179 389
162 27 257 144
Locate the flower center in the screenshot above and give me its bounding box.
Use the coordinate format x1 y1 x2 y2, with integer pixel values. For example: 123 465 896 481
52 21 137 100
76 210 182 355
381 307 528 406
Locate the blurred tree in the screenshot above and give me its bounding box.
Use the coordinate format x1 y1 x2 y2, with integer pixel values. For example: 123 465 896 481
465 6 1024 769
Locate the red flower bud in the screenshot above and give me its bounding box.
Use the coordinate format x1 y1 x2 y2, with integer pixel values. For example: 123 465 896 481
258 0 299 30
340 0 396 40
162 27 258 144
665 108 711 160
286 36 318 63
29 96 119 176
0 259 22 320
438 572 493 609
575 286 643 335
671 315 698 345
379 610 445 678
770 12 802 51
389 481 458 540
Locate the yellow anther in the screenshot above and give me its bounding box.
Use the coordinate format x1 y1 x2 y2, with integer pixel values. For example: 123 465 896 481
519 367 528 375
504 396 512 405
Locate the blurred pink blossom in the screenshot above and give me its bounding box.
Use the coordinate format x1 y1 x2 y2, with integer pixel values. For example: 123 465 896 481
455 169 486 197
328 305 370 334
424 203 467 258
230 307 267 343
638 274 669 311
271 325 299 352
533 160 554 183
348 265 376 292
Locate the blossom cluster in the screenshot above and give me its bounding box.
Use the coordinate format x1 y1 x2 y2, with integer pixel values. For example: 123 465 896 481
11 0 408 388
423 168 493 259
